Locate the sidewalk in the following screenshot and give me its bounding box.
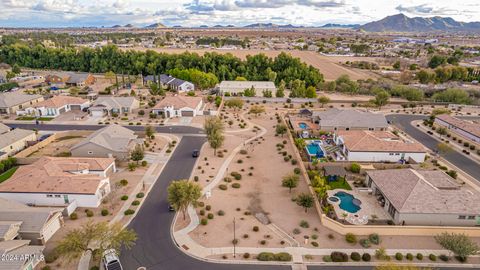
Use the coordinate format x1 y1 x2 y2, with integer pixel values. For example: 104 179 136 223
78 134 178 270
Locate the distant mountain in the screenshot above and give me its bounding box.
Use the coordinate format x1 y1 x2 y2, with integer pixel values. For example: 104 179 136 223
111 24 135 28
145 23 166 29
173 25 182 28
321 23 360 29
199 25 209 28
359 13 480 32
124 24 134 28
243 23 298 28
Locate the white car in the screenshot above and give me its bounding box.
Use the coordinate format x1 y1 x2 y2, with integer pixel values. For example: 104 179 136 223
103 249 123 270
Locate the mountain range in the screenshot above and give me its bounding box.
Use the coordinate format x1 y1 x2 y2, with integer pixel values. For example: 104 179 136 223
358 13 480 32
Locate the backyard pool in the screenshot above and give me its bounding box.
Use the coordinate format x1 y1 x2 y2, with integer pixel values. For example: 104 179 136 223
298 122 308 129
334 191 361 213
306 142 324 157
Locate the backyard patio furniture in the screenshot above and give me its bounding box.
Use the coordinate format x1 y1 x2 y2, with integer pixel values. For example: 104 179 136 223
323 165 348 183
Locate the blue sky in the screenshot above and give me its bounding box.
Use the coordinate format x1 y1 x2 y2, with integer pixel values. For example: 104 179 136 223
0 0 479 27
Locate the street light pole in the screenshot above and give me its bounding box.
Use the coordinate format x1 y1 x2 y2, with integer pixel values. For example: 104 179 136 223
233 217 236 258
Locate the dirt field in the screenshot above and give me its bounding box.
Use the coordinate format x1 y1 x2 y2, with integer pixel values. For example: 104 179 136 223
124 47 379 81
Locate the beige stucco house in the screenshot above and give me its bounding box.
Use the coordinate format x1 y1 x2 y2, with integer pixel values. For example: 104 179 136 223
0 92 44 115
70 124 142 160
0 123 36 159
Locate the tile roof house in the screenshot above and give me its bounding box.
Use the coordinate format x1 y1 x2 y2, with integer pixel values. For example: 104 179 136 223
45 72 95 87
22 95 90 118
367 169 480 226
0 93 44 114
152 96 203 118
89 96 139 117
217 81 276 96
0 157 115 209
312 109 388 131
334 130 426 163
144 74 195 92
435 114 480 143
71 124 142 160
0 123 36 159
0 198 63 245
0 239 45 270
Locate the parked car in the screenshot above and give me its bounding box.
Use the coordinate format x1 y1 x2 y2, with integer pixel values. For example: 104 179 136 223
192 149 200 158
168 204 175 212
103 249 123 270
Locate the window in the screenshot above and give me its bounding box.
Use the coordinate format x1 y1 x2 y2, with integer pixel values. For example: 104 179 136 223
369 128 374 131
54 195 61 198
346 127 350 131
46 195 53 198
459 215 466 219
88 151 93 155
468 216 475 220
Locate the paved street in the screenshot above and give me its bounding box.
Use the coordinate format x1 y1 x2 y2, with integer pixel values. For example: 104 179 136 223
120 135 288 270
5 123 203 134
386 114 480 182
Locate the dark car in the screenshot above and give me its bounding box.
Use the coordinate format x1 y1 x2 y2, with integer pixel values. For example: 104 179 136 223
168 204 175 212
192 149 200 158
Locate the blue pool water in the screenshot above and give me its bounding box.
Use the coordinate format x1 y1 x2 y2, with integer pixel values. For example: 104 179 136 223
306 143 324 157
334 191 361 213
298 122 308 129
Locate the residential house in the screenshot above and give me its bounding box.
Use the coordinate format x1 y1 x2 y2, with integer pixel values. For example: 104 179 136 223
66 73 96 87
71 124 142 160
152 96 203 118
217 81 276 96
44 72 70 86
0 123 36 158
0 240 44 269
144 74 195 92
312 109 388 131
23 95 90 118
367 169 480 226
334 130 426 163
0 92 44 114
0 157 116 209
89 96 139 117
435 114 480 144
0 197 63 245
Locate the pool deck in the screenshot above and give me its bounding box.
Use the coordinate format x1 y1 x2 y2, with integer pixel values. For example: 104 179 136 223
327 187 390 224
289 118 319 132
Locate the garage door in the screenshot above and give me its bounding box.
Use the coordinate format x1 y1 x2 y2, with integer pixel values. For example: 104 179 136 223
181 110 194 117
70 105 81 110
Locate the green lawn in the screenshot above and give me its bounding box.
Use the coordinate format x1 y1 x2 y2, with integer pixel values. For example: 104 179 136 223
15 116 53 121
327 177 352 190
0 167 18 183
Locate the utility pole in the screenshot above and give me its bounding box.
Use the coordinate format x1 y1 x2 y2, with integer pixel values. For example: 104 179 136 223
233 217 236 258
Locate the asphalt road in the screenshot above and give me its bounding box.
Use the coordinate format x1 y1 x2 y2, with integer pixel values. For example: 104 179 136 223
120 135 289 270
5 123 203 134
386 114 480 182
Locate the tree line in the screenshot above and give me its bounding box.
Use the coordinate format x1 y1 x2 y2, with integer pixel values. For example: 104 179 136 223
0 43 323 88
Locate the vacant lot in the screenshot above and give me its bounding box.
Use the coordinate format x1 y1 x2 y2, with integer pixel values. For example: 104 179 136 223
125 47 380 81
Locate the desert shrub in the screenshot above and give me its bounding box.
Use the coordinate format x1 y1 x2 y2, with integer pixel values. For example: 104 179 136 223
291 159 298 165
368 233 381 245
345 233 357 244
293 228 301 234
207 213 214 219
395 253 403 261
284 156 290 162
141 160 148 167
439 254 449 262
429 254 437 261
323 255 332 262
199 210 205 216
327 233 335 240
331 251 348 262
260 240 266 245
69 212 78 220
240 149 248 154
230 172 242 180
243 234 249 239
86 210 94 217
362 253 371 262
257 252 275 261
217 210 225 216
350 163 361 173
121 195 128 200
197 202 205 207
293 168 301 174
124 209 135 215
101 209 109 216
90 267 99 270
299 220 309 228
219 184 228 190
350 252 361 261
44 250 59 263
406 253 414 261
41 266 52 270
360 239 371 248
274 252 292 261
119 179 128 186
237 159 243 164
136 192 145 198
311 234 318 240
416 253 423 260
253 226 259 232
243 253 250 259
200 218 208 225
311 241 319 247
232 183 241 188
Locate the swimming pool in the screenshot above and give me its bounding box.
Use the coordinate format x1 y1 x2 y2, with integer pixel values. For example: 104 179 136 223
306 142 324 157
298 122 308 129
334 191 361 213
